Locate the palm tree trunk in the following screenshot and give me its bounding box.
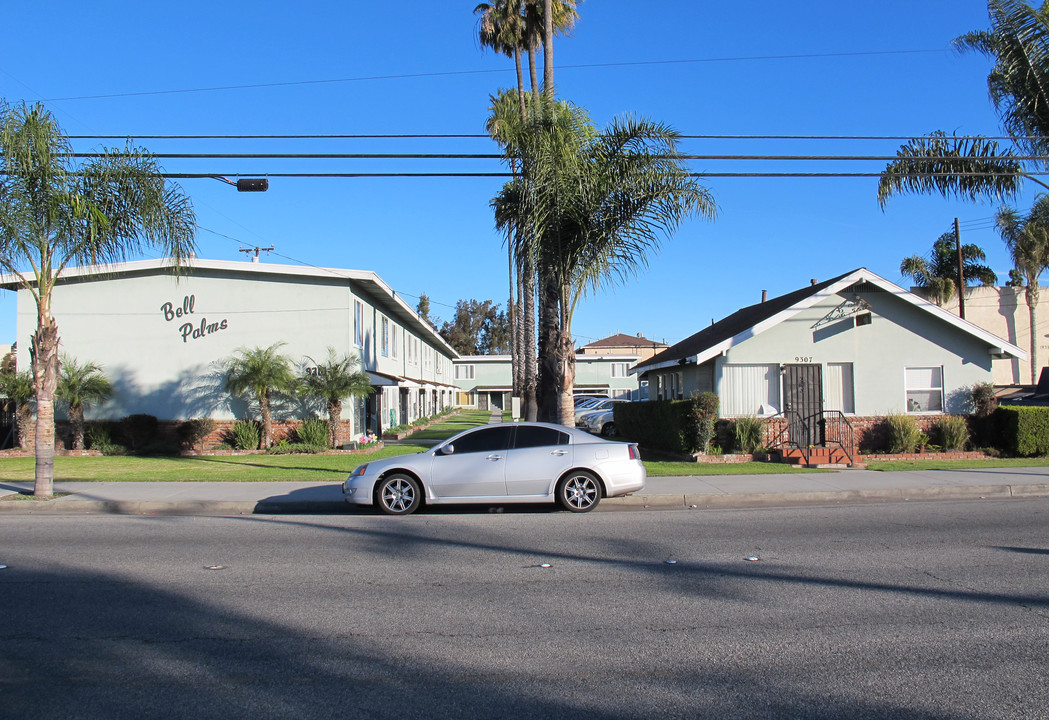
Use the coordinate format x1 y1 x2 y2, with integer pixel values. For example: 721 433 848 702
328 399 342 448
521 255 538 421
1027 284 1040 385
543 0 554 98
260 392 273 449
16 405 32 451
537 263 561 423
70 404 85 451
31 316 59 498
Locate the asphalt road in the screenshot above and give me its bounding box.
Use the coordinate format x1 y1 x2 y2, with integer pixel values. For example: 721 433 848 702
2 499 1048 719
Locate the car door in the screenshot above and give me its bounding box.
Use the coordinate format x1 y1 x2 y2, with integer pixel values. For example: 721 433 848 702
428 425 513 499
504 425 573 497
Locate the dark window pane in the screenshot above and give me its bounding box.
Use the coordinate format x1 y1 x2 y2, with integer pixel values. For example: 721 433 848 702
513 426 569 449
448 426 513 454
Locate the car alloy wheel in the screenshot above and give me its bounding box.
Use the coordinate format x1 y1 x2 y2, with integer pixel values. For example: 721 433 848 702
376 473 422 515
557 471 601 513
601 422 618 438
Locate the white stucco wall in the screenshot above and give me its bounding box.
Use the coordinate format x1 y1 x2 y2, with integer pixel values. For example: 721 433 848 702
7 261 456 426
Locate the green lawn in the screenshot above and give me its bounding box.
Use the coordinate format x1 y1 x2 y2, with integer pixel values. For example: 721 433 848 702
864 457 1049 472
402 410 493 441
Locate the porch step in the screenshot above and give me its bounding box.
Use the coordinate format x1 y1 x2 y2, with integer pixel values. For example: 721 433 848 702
777 447 854 467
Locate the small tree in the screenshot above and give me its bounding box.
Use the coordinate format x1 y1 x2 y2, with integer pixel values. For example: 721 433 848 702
299 348 373 448
223 342 298 449
0 368 33 449
56 357 113 451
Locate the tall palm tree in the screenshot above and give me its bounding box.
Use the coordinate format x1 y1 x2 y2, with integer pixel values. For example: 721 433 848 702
299 347 373 448
900 232 998 306
0 368 34 450
996 195 1049 383
524 102 717 424
222 342 298 449
56 356 113 451
0 102 195 497
879 1 1049 206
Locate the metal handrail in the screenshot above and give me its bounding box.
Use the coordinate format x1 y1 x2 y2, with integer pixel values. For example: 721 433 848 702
766 409 855 465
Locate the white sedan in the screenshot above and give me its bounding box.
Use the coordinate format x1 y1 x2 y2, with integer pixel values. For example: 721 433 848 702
343 422 646 515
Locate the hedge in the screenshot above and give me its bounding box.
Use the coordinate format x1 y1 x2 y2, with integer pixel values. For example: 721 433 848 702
994 406 1049 457
615 399 716 454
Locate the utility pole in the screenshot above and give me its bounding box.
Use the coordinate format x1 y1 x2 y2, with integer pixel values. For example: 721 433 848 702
239 246 274 263
955 217 966 320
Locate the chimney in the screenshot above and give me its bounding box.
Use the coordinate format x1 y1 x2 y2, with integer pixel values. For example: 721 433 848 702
761 290 767 303
810 278 818 285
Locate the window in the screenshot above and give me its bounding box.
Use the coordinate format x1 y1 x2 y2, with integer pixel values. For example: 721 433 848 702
610 362 629 378
722 364 781 417
354 300 364 347
455 364 475 380
380 316 389 357
446 426 512 454
391 323 399 359
513 425 570 449
905 366 943 413
825 363 855 414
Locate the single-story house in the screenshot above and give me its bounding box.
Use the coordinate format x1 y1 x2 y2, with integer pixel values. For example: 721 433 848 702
631 268 1026 453
0 258 460 444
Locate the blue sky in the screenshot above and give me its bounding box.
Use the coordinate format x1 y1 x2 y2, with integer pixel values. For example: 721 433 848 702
0 1 1038 349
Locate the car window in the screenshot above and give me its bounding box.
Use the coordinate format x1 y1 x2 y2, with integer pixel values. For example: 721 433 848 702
446 426 513 454
513 426 570 449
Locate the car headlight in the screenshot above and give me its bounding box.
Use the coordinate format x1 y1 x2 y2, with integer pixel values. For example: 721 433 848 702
348 463 369 479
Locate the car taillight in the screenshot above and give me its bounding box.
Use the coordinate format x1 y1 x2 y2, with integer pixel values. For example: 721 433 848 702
628 445 640 460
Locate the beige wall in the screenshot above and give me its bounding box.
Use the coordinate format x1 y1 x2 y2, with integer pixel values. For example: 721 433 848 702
930 287 1048 386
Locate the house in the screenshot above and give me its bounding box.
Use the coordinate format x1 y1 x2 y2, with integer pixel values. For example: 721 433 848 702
452 352 643 416
577 333 669 362
0 258 459 443
631 268 1025 455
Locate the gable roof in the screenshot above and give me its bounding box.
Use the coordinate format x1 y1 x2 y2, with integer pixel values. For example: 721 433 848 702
579 333 667 350
632 268 1025 375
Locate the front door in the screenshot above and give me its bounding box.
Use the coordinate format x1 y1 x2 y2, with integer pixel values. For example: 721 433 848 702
783 364 823 446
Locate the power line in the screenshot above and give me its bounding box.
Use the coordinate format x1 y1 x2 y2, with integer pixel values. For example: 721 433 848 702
65 132 1049 142
160 171 1049 179
42 48 947 102
63 152 1049 162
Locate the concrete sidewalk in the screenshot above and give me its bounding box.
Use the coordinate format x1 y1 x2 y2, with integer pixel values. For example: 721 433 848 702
1 466 1047 515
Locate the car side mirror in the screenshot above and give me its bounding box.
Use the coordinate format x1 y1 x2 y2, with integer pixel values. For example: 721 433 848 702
439 444 455 456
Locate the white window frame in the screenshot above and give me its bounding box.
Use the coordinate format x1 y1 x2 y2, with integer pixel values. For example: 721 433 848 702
354 300 364 347
455 364 475 380
904 366 944 414
380 316 389 357
610 362 629 378
721 363 781 418
391 323 399 359
824 362 855 415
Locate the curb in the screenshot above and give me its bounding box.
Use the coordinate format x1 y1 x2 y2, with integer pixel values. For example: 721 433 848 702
3 483 1049 515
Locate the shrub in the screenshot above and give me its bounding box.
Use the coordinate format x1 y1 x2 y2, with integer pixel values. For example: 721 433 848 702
615 400 690 453
885 413 923 453
120 414 158 451
733 415 765 454
265 441 326 455
177 418 216 451
971 383 998 417
931 415 969 452
994 406 1049 456
684 392 719 454
136 441 180 456
230 420 262 450
296 417 330 447
86 421 127 455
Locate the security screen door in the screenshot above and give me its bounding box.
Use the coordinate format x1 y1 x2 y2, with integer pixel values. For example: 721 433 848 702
783 364 823 447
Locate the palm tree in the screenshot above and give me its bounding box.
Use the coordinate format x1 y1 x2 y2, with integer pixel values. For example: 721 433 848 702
996 195 1049 383
900 233 998 306
0 368 34 450
222 342 298 448
299 347 373 448
56 357 113 451
0 102 195 497
879 1 1049 206
514 100 716 424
